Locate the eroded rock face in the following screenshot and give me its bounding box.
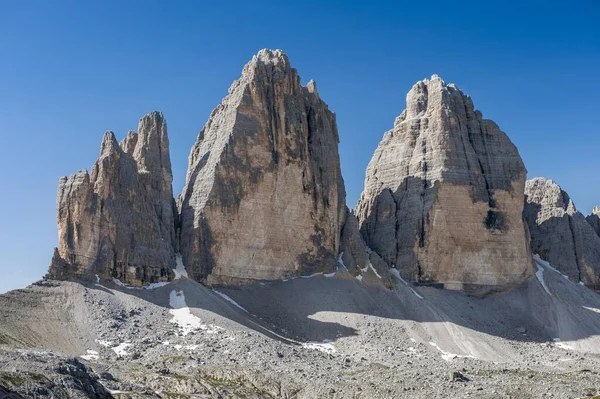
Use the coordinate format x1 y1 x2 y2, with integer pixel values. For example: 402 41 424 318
48 111 177 285
178 49 346 284
524 177 600 289
586 206 600 237
339 210 393 288
355 75 533 292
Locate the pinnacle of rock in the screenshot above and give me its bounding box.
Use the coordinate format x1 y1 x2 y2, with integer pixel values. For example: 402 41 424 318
524 177 600 288
178 49 346 284
355 75 533 293
587 206 600 237
48 111 177 286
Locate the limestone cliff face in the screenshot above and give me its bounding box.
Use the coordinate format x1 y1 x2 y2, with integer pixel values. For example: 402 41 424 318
355 75 534 292
339 210 393 288
524 178 600 289
48 111 177 285
586 206 600 237
178 49 346 284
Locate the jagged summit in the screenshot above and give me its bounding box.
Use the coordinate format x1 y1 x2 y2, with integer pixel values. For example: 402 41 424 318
525 177 600 288
48 111 177 286
178 49 346 284
356 75 533 292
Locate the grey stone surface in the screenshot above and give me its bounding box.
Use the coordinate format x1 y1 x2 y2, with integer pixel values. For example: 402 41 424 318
178 49 346 284
355 75 534 292
524 177 600 289
586 206 600 237
48 111 177 286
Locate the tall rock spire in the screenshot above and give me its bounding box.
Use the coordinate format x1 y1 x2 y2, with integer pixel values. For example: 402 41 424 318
178 49 346 284
355 75 533 293
48 111 177 285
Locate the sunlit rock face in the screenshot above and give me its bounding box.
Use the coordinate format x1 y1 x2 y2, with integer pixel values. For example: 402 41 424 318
178 49 346 285
355 75 534 293
525 177 600 289
586 206 600 238
48 111 177 285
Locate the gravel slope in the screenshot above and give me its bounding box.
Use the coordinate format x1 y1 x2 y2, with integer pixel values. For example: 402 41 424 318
1 260 600 398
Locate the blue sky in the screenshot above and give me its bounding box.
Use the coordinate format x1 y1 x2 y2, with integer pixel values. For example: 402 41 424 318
1 1 598 293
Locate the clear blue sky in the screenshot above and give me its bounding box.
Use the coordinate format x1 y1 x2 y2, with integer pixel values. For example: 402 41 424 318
1 1 598 293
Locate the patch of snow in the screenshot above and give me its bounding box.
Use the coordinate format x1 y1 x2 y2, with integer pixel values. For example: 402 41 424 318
410 288 424 300
390 268 423 299
95 339 113 347
302 340 336 354
552 338 573 350
355 275 363 281
80 350 99 361
579 281 585 286
367 261 382 279
429 342 474 362
534 254 570 281
144 282 170 289
337 252 348 271
213 290 248 313
112 342 132 356
174 344 183 350
169 289 221 335
300 272 323 279
535 263 551 296
583 306 600 314
185 345 199 350
112 278 126 287
324 272 336 278
162 341 170 346
95 274 100 283
173 254 188 279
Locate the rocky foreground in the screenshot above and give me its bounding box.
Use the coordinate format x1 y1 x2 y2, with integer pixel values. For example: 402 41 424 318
2 259 600 398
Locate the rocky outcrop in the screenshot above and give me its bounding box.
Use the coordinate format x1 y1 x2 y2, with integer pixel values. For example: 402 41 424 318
48 111 177 285
586 206 600 237
355 75 534 293
524 177 600 289
178 49 346 284
339 210 393 288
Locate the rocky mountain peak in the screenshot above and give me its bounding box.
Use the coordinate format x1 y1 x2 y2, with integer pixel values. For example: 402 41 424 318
525 177 600 288
587 205 600 238
48 111 177 286
178 49 346 284
356 76 533 293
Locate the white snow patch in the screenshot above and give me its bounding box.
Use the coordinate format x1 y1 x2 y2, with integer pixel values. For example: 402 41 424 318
583 306 600 314
367 261 382 279
112 342 132 356
185 345 200 350
173 254 188 279
302 340 336 354
174 344 183 350
355 274 363 281
410 288 424 300
429 342 474 362
337 252 348 271
144 282 170 289
535 264 551 296
552 338 574 350
300 272 323 279
534 254 571 282
95 274 100 283
95 339 113 347
169 289 222 335
213 290 248 313
391 268 423 299
80 350 99 361
324 272 336 278
112 278 126 287
162 341 170 346
579 281 585 286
